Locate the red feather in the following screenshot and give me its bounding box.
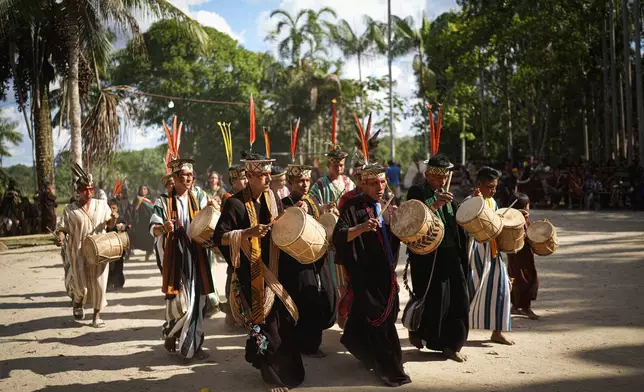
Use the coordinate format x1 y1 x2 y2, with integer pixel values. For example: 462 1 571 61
249 95 256 147
172 115 178 153
354 114 368 164
331 98 337 145
365 112 373 141
175 121 182 153
428 104 436 155
293 118 301 161
263 127 270 158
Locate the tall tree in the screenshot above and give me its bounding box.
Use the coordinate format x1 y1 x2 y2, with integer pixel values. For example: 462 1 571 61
621 0 633 162
634 0 644 167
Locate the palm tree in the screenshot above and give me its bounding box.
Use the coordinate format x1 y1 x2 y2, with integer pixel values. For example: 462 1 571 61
268 7 336 67
330 16 384 113
0 114 22 167
395 12 435 158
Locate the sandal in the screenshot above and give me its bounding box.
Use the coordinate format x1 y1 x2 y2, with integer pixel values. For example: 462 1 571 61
73 304 84 320
91 319 105 328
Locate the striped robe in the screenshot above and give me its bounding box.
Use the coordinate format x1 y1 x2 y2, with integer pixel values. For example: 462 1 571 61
309 174 354 298
57 198 113 310
149 189 214 359
468 197 512 332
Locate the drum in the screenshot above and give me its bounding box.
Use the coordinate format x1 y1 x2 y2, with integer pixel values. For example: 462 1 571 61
272 207 328 264
189 206 221 249
496 208 526 254
456 196 503 243
82 231 130 266
391 200 444 255
527 219 558 256
318 212 338 242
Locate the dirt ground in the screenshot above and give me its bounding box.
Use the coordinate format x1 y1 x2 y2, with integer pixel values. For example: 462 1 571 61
1 209 644 392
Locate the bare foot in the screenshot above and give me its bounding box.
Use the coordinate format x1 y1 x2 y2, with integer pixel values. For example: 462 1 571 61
91 319 105 328
491 331 515 345
164 337 176 353
443 348 467 362
409 335 424 349
194 349 210 360
304 349 326 358
521 308 540 320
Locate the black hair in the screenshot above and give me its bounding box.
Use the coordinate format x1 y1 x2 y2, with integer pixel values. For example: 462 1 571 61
476 166 501 182
510 192 530 209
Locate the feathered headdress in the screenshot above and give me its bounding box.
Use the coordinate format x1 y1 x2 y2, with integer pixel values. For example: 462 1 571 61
249 94 256 150
353 113 381 166
163 115 182 174
72 163 94 188
290 118 302 163
113 175 127 197
427 103 444 156
218 121 233 168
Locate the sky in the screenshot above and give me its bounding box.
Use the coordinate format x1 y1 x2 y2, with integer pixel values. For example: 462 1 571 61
1 0 459 167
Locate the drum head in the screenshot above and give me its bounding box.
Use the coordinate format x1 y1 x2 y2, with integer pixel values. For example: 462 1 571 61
527 220 555 242
189 206 216 239
497 208 525 227
272 207 307 247
456 196 484 224
391 200 428 238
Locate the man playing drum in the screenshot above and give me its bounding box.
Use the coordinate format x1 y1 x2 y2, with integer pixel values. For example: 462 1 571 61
280 163 336 358
468 166 514 345
55 164 119 328
309 144 354 326
406 154 470 362
150 158 217 360
213 152 303 392
333 162 410 387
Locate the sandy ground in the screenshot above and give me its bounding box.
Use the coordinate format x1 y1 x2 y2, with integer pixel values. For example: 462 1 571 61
1 209 644 392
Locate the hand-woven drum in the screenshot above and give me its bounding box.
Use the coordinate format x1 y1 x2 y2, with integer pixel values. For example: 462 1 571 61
527 219 559 256
391 199 444 255
456 196 503 243
189 206 221 248
496 208 526 254
272 207 328 264
318 212 338 242
82 231 130 266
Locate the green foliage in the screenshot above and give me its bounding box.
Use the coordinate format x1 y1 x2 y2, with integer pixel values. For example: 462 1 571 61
0 113 22 162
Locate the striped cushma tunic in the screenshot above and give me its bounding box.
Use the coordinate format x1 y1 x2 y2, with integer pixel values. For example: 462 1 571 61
149 188 215 359
309 174 354 299
468 197 512 332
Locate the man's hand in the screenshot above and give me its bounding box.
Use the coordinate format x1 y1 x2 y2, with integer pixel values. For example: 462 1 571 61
244 223 271 238
359 218 379 233
295 200 309 213
55 232 65 247
383 205 398 225
162 220 175 234
432 191 454 210
116 223 126 232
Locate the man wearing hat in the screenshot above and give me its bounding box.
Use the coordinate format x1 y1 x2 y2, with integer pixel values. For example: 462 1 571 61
333 161 411 387
405 154 470 362
338 158 365 209
270 165 290 200
279 162 336 358
55 164 119 328
213 152 303 391
150 158 216 360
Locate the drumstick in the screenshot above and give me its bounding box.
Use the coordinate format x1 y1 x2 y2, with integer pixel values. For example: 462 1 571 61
445 171 454 193
500 199 519 217
376 195 395 221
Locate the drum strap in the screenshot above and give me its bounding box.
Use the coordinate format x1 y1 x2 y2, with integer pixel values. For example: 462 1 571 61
301 195 320 219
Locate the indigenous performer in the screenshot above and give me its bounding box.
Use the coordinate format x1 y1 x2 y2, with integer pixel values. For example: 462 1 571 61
506 193 540 320
279 120 336 357
128 184 155 262
204 170 226 208
39 182 57 233
152 174 174 273
338 159 364 209
468 166 513 345
162 174 175 194
309 110 355 321
333 152 410 387
150 137 217 359
270 166 290 200
107 197 129 291
406 154 470 362
54 164 119 327
213 151 303 392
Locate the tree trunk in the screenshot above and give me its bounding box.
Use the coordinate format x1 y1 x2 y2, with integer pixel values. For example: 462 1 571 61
357 51 364 115
68 1 83 170
582 90 590 161
34 85 54 190
387 0 395 162
622 0 634 162
527 99 534 156
479 59 487 157
602 14 612 162
609 0 620 158
634 0 644 168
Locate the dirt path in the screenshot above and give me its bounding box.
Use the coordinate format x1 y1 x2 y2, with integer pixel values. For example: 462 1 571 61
1 210 644 392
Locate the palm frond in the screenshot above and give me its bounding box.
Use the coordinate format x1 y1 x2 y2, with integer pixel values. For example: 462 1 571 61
81 88 127 167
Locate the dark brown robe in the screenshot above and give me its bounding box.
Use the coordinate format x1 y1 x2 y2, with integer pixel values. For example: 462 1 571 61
507 240 539 309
